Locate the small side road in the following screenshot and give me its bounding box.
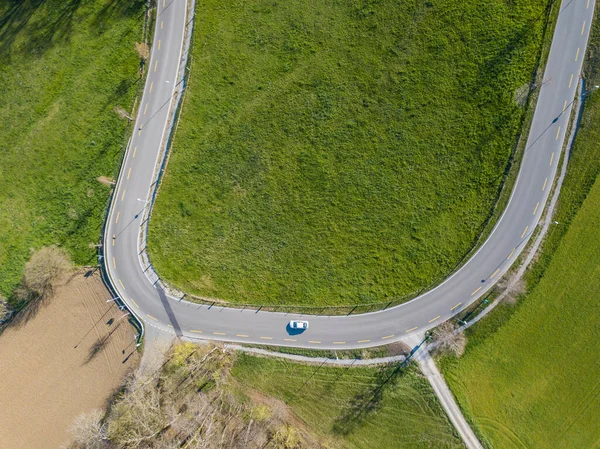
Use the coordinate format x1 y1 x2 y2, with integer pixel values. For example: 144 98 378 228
413 344 484 449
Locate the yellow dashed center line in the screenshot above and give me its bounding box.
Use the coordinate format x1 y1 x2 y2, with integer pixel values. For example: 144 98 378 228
555 127 560 140
112 234 115 246
549 152 555 166
162 0 165 7
213 332 226 336
471 287 482 296
575 47 580 61
118 279 125 289
144 103 148 115
569 74 574 88
533 202 539 215
130 298 139 308
147 314 158 321
381 334 395 340
154 60 158 72
588 0 591 7
563 100 568 112
451 302 463 311
542 177 548 191
284 338 297 342
582 21 586 35
236 334 249 338
308 340 321 344
521 225 529 239
121 190 126 201
405 327 418 333
161 20 164 29
490 268 500 279
133 147 137 158
429 316 441 323
127 167 132 179
357 339 370 343
190 329 202 333
158 40 161 50
167 324 173 328
115 211 120 223
112 257 116 269
507 248 515 260
260 336 273 340
149 82 153 93
333 341 346 345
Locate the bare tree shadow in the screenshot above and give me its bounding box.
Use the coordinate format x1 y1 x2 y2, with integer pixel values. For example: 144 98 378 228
332 362 409 436
84 320 123 364
5 285 53 330
0 0 44 57
0 0 85 60
90 0 147 36
86 336 109 364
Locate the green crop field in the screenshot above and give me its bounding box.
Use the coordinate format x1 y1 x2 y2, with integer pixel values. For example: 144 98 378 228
442 173 600 449
233 355 464 448
439 22 600 449
0 0 145 300
149 0 550 306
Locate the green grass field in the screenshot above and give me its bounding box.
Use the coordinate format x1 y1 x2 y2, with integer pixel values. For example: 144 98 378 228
149 0 550 306
233 355 464 448
442 174 600 449
438 22 600 449
0 0 145 300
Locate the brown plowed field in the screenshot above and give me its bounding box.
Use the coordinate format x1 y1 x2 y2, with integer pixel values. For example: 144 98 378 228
0 270 139 448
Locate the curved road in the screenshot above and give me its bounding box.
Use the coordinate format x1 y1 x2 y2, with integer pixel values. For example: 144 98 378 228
104 0 595 350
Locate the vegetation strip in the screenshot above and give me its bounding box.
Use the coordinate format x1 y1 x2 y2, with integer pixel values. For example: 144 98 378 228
0 0 146 301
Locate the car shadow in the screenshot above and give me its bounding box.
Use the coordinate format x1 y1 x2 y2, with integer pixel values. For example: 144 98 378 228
286 324 307 336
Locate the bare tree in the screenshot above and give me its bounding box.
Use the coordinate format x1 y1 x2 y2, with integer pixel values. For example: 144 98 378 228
69 409 108 449
0 298 11 322
21 246 71 299
432 321 467 357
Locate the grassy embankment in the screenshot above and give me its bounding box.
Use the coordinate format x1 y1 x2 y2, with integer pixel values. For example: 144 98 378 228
150 0 549 306
0 0 145 303
82 343 463 449
439 21 600 447
233 355 464 449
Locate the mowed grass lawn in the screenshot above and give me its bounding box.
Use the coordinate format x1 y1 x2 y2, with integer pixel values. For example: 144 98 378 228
233 355 464 449
0 0 145 299
441 173 600 447
149 0 549 306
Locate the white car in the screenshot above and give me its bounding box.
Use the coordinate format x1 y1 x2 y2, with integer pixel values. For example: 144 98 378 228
289 320 309 330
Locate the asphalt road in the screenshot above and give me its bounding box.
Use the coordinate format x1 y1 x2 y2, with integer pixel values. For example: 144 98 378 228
104 0 596 350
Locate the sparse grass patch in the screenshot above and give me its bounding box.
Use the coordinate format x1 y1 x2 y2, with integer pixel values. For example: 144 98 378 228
150 0 550 306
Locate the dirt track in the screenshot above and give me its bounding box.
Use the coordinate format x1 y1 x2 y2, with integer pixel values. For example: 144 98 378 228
0 270 139 448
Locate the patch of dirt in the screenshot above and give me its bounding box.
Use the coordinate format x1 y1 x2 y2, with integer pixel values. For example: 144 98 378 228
386 341 411 357
96 176 114 186
114 106 132 120
246 388 305 429
0 270 139 449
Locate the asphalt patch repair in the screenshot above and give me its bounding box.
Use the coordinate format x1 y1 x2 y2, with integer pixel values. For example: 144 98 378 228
0 270 139 448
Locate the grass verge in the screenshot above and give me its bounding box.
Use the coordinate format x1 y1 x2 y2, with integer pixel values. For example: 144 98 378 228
149 0 550 306
0 0 146 301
